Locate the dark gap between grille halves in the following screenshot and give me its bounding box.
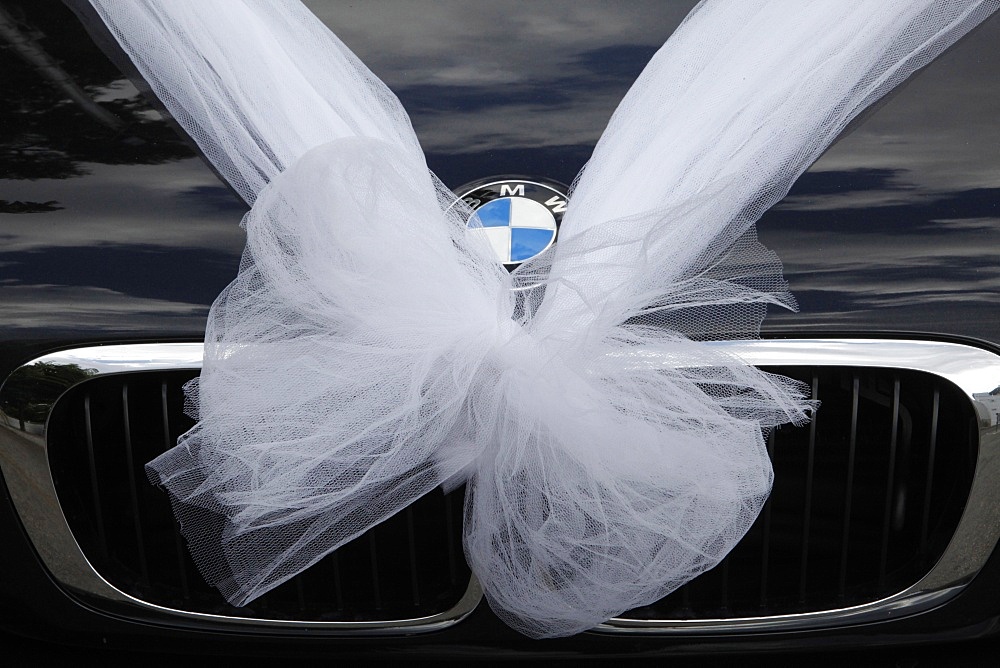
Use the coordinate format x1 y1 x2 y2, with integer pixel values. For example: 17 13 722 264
46 366 976 622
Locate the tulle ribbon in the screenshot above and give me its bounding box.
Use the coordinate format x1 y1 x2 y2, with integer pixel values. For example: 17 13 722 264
87 0 997 638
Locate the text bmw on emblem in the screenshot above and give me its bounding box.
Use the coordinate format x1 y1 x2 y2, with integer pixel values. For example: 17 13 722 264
455 177 569 269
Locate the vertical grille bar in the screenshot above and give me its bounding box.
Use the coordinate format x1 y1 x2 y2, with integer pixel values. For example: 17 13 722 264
921 388 940 557
838 374 860 601
331 552 344 610
406 506 421 605
799 373 819 603
879 376 902 591
369 536 382 611
759 429 776 608
295 576 306 612
444 492 459 586
720 560 730 612
121 383 149 584
83 392 108 562
160 381 189 597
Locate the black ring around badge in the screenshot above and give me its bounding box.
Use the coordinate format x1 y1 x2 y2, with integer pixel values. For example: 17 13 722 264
454 176 569 270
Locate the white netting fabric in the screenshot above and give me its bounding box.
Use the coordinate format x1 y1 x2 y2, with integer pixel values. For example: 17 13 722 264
88 0 998 638
86 0 424 205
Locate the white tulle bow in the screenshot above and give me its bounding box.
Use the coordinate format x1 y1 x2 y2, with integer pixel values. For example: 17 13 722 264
87 0 997 638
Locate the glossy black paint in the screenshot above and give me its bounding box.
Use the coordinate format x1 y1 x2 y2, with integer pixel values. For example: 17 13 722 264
2 1 998 358
1 0 999 658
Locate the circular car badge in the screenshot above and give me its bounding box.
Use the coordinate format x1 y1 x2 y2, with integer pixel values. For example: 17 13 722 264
455 177 569 269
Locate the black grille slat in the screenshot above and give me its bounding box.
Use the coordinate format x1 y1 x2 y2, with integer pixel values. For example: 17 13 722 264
406 507 421 606
369 535 382 611
160 380 190 597
759 430 776 609
331 551 344 611
878 377 902 591
720 560 730 613
800 373 819 604
444 492 459 586
838 374 860 602
295 575 306 612
921 388 940 558
83 392 109 562
47 370 470 622
121 383 150 585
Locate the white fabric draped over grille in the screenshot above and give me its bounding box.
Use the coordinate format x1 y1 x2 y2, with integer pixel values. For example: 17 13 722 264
88 0 997 638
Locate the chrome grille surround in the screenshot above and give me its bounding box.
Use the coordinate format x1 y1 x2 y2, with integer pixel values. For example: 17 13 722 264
0 339 997 635
602 339 1000 634
0 342 479 633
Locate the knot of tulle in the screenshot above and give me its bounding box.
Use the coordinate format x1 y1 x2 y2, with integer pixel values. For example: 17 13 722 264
488 320 553 379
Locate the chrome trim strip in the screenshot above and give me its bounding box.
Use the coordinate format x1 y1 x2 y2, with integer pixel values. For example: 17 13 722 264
0 343 480 633
1 339 997 634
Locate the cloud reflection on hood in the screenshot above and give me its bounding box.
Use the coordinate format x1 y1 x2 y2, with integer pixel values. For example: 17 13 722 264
0 1 997 342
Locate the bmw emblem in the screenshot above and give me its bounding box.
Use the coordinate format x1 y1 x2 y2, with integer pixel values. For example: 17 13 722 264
455 177 569 269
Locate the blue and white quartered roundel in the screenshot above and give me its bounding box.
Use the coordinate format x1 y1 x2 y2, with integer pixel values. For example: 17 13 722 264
467 197 557 265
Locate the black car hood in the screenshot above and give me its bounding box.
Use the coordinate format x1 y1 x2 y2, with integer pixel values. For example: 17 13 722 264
1 0 999 366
